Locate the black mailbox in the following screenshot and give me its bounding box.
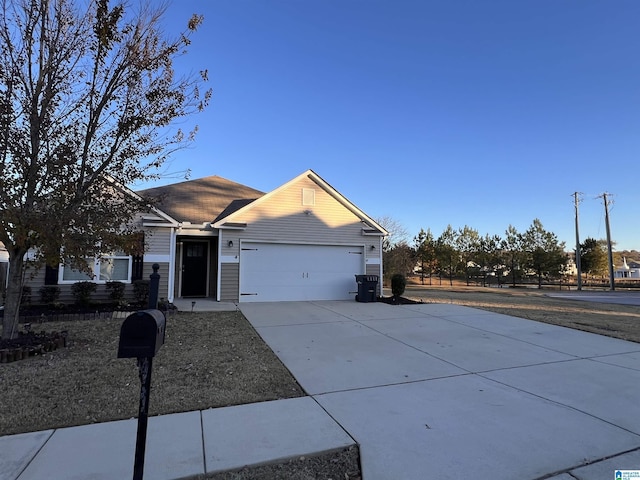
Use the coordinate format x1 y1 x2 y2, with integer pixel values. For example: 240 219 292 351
118 309 166 358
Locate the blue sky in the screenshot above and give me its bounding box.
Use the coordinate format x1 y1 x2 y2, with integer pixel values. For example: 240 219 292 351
139 0 639 251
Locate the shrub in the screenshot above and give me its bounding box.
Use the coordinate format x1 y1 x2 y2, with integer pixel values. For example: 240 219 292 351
391 274 406 298
71 281 97 307
39 285 61 304
21 285 32 305
106 281 126 303
133 279 150 306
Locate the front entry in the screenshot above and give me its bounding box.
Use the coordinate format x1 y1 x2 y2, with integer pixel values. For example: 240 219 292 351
181 241 209 297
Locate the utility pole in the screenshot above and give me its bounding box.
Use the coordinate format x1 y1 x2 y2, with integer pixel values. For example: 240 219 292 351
599 193 615 291
573 192 582 291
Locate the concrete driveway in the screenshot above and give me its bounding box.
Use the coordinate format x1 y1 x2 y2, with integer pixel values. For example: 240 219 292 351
240 301 640 480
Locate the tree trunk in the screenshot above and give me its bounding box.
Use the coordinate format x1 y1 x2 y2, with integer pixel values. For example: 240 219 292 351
2 249 27 340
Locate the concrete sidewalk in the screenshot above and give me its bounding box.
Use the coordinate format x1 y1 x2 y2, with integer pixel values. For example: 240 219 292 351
0 397 355 480
2 300 640 479
240 301 640 479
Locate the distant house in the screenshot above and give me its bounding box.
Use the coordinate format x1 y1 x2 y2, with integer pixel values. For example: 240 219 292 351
564 253 578 276
9 170 387 304
614 257 640 279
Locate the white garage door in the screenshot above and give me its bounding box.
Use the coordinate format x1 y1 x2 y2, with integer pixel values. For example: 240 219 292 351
239 243 364 302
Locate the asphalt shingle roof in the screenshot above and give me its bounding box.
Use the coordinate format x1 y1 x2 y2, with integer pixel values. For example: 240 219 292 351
137 175 264 225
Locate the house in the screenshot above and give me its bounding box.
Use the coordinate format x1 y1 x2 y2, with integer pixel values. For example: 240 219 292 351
614 257 640 279
10 170 387 304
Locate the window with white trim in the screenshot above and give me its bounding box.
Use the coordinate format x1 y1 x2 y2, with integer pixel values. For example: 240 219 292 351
60 254 133 283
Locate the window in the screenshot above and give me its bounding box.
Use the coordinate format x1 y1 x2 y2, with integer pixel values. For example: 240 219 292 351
99 256 131 281
186 243 204 257
60 255 133 283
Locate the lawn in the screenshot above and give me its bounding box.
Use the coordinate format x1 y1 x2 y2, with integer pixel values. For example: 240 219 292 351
0 311 305 436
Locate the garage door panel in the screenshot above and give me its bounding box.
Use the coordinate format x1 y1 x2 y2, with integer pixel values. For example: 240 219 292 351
240 243 364 302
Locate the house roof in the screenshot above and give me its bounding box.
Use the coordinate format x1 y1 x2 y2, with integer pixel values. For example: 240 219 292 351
138 176 265 225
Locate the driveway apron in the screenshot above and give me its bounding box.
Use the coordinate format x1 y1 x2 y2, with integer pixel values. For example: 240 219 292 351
240 301 640 480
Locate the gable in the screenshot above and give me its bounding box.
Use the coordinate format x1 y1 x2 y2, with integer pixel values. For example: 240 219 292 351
235 175 361 232
213 170 386 235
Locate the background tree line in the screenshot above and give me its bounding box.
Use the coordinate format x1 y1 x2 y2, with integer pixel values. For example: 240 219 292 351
378 217 618 288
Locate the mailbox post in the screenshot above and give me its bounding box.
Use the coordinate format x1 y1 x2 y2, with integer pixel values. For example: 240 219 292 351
118 309 166 480
134 355 152 480
148 263 160 309
118 265 166 480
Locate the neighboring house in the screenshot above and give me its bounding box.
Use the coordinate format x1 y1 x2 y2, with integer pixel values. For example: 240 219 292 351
563 253 578 277
614 257 640 279
12 170 387 304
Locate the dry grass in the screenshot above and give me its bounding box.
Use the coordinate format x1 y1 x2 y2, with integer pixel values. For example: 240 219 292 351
403 284 640 343
0 311 305 436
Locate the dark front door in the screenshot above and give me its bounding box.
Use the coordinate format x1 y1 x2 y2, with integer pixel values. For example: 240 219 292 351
181 241 208 297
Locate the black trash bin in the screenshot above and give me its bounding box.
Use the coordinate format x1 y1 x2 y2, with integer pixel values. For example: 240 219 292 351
355 275 378 303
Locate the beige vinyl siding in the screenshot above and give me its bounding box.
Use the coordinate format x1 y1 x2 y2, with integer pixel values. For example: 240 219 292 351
145 227 172 255
208 239 218 297
366 264 380 276
220 263 239 301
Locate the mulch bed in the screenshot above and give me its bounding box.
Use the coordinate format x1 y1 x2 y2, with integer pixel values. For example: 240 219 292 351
0 328 68 363
0 303 142 363
377 295 421 305
0 302 177 363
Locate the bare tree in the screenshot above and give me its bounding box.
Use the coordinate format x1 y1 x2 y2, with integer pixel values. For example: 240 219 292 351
375 216 409 252
0 0 210 338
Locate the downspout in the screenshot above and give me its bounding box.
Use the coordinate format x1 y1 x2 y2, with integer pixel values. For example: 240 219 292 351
167 227 176 303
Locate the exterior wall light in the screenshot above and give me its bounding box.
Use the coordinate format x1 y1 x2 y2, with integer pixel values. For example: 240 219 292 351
228 240 233 248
